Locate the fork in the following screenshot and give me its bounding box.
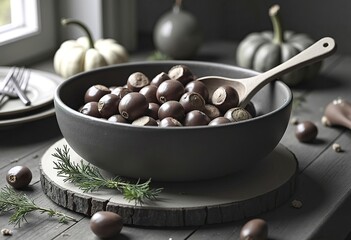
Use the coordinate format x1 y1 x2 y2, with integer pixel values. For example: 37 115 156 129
0 67 31 107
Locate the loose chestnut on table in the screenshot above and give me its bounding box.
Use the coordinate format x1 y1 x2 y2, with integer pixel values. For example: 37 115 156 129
6 166 32 189
90 211 123 238
295 121 318 143
240 218 268 240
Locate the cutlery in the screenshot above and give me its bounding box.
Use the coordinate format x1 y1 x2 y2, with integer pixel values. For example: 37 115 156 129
0 67 31 107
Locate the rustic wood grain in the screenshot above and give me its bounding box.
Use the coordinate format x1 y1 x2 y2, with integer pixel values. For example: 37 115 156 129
1 45 350 240
40 139 297 227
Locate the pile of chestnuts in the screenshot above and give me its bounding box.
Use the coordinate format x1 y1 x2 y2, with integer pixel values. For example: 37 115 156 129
80 65 256 127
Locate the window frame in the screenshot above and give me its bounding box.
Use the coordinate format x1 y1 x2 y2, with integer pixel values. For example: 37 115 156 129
0 0 39 45
0 0 137 66
0 0 56 66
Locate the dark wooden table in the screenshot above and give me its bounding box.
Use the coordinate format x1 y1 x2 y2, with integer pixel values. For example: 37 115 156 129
1 42 351 239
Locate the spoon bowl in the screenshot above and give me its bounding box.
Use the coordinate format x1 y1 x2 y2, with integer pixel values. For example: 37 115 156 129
198 37 336 107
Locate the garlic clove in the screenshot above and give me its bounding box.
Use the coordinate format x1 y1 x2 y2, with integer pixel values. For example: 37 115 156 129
322 98 351 129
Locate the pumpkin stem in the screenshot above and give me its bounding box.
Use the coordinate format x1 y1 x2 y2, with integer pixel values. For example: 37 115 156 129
61 18 95 49
269 5 284 44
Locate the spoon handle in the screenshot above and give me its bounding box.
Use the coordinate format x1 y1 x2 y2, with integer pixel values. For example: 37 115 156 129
244 37 336 105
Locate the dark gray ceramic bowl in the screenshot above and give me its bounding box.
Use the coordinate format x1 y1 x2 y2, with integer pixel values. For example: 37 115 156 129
54 61 292 182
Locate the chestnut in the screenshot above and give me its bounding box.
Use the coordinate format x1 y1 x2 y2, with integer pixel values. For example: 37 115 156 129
147 102 160 120
245 101 256 117
224 107 252 122
168 65 194 86
139 85 158 103
127 72 150 92
211 85 239 113
150 72 170 87
111 86 132 100
203 104 222 120
158 101 185 122
6 166 32 189
107 114 128 124
156 79 185 103
80 102 102 118
84 84 111 103
185 81 209 102
98 94 120 118
184 110 211 126
240 218 268 240
209 117 231 126
90 211 123 238
295 121 318 142
109 85 118 91
132 116 158 126
159 117 182 127
179 92 206 113
119 92 148 121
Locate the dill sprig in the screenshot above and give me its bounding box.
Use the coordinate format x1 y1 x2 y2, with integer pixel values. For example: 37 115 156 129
52 145 163 205
292 94 307 111
0 186 77 227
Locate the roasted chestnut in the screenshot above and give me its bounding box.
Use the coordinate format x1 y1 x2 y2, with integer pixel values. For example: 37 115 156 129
90 211 123 238
111 86 132 100
156 79 185 103
107 114 128 123
240 218 268 240
6 166 32 189
84 84 110 103
147 102 160 120
132 116 158 126
245 101 257 118
295 121 318 142
168 64 194 86
224 107 252 122
127 72 150 91
184 110 211 126
209 116 231 126
203 104 222 120
98 94 120 118
179 92 206 113
158 101 185 122
79 65 260 128
139 85 158 103
80 102 102 118
211 85 239 113
185 81 209 102
159 117 182 127
119 92 148 121
150 72 170 87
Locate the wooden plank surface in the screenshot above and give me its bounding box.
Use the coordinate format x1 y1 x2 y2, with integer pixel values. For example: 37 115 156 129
40 139 297 227
0 43 351 239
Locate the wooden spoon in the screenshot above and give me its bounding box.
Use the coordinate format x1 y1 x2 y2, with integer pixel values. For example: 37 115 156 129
197 37 336 107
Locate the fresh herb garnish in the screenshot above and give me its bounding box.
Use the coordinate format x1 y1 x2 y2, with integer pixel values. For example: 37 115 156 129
52 145 163 205
292 94 307 111
0 185 77 226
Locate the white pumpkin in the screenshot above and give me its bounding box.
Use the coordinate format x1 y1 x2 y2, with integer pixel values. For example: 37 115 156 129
54 19 128 78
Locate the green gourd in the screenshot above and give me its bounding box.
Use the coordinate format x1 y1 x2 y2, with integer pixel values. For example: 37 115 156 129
153 0 202 59
236 5 322 86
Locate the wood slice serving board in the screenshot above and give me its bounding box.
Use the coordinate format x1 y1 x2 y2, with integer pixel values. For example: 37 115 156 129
40 138 298 227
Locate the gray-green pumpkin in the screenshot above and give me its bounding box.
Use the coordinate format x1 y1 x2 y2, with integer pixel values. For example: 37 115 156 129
153 0 202 60
236 5 322 86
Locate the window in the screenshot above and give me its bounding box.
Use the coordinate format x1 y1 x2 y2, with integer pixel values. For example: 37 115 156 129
0 0 39 45
0 0 55 65
0 0 11 27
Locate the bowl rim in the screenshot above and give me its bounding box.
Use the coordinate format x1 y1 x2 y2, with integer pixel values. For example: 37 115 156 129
54 60 293 130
